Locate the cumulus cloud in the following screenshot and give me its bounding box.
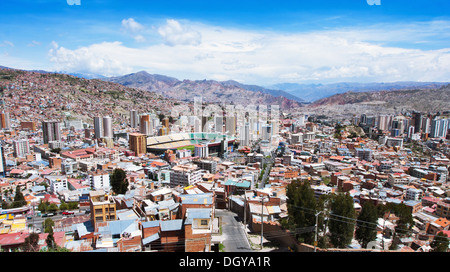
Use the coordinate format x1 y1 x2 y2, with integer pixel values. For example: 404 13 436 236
121 18 144 33
48 19 450 84
48 41 134 76
158 19 202 46
121 18 146 42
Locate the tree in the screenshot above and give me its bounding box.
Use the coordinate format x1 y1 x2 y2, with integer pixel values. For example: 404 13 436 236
355 201 378 249
12 187 27 208
430 232 449 252
38 200 49 213
386 203 413 237
110 168 128 195
22 233 40 252
46 227 55 250
328 193 356 248
59 201 68 211
43 218 54 234
286 180 318 244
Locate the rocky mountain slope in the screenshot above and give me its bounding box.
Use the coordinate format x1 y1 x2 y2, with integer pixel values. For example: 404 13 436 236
309 84 450 112
0 68 181 125
269 81 448 102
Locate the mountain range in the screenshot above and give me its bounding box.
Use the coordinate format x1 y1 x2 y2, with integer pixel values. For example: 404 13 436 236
104 71 304 110
268 81 449 102
309 84 450 113
2 65 449 113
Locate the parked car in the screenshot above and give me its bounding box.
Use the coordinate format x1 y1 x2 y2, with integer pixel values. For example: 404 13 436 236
62 211 74 215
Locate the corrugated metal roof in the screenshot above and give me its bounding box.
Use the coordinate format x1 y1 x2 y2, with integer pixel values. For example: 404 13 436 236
108 219 137 236
142 232 160 245
160 219 183 231
142 220 160 229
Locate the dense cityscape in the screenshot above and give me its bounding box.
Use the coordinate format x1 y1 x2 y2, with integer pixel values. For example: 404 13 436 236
0 68 449 253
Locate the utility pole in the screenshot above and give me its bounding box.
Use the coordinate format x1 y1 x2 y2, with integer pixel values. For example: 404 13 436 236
314 211 324 252
260 196 264 250
243 194 246 227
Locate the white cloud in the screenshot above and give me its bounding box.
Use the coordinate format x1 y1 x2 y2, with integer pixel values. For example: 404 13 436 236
48 41 134 76
121 18 144 33
121 18 146 42
158 19 202 46
47 19 450 84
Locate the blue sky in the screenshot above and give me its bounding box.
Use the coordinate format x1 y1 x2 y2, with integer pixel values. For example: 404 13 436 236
1 0 450 85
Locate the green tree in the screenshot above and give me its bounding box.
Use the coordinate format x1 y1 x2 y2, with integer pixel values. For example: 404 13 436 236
286 180 318 244
110 168 128 195
38 200 49 213
12 187 27 208
430 232 449 252
355 201 378 249
386 203 413 237
22 233 40 252
43 218 55 233
328 193 356 248
59 201 68 211
47 203 59 213
46 227 55 249
68 202 79 210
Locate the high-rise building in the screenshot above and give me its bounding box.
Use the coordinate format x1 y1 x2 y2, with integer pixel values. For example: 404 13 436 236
412 111 423 133
130 110 139 128
241 122 250 147
129 133 147 156
42 120 61 144
94 116 103 139
408 126 415 139
0 146 5 177
13 139 30 158
225 116 236 136
262 124 272 141
430 118 449 138
215 116 223 134
0 111 11 129
102 116 113 138
139 114 153 136
194 144 208 158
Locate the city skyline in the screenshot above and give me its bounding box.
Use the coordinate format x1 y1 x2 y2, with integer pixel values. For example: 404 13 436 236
1 0 450 86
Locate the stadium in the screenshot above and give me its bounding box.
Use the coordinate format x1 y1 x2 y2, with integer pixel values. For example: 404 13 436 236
146 132 236 156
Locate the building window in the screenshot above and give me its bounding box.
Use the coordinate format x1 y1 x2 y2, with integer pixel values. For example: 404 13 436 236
200 219 208 226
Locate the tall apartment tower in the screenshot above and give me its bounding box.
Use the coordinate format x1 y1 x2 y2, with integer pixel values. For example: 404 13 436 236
241 122 251 147
139 114 153 136
0 145 5 177
102 116 113 138
13 139 30 158
0 111 11 130
94 116 103 139
130 110 139 128
129 133 147 156
225 116 236 137
215 116 224 134
42 120 61 144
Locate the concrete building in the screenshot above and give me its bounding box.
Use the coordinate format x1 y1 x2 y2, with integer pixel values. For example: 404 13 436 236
94 116 103 139
130 110 139 128
170 163 202 187
13 139 30 158
129 133 147 156
42 120 61 144
102 116 113 138
88 169 110 191
89 190 117 229
46 175 68 194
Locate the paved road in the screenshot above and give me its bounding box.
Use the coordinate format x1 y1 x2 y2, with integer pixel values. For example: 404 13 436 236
216 209 252 252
